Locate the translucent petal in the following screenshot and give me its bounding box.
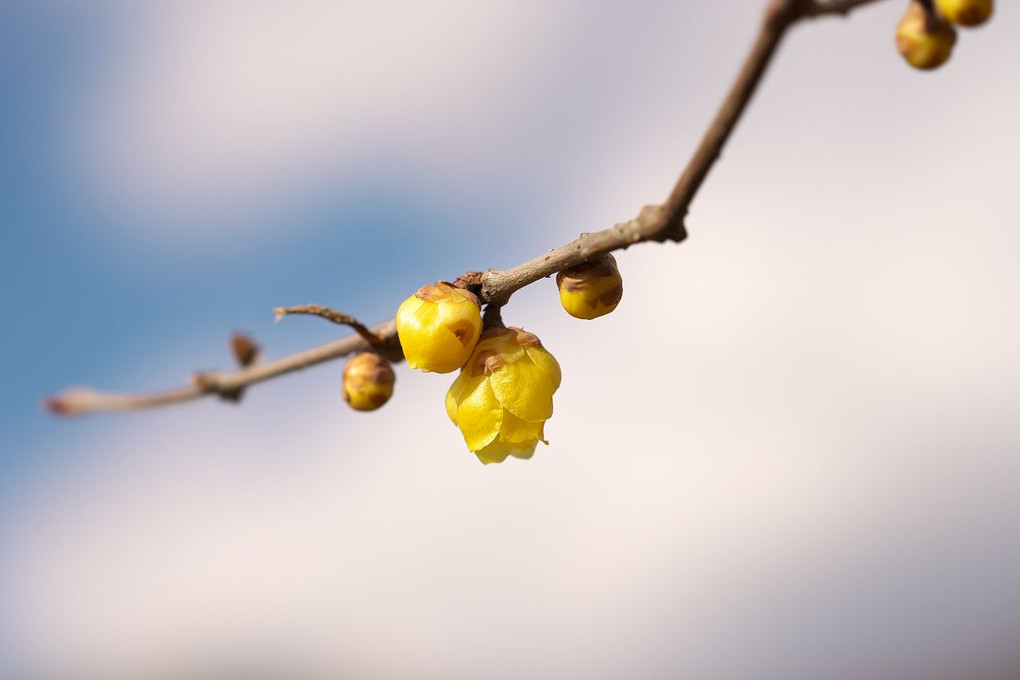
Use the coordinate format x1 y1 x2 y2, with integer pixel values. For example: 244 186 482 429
559 290 595 319
470 410 546 464
488 360 554 422
456 380 503 451
509 444 537 460
446 372 484 425
498 411 545 446
525 346 561 391
477 329 525 365
403 294 425 314
438 298 481 354
396 301 436 367
445 379 463 425
474 439 513 465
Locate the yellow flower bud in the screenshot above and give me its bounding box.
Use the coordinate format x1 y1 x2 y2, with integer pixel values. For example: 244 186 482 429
342 352 395 411
935 0 992 27
395 282 483 373
446 326 561 465
896 2 957 71
556 254 624 320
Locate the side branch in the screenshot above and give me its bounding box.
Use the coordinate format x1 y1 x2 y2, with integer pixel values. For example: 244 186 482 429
45 0 890 417
275 305 387 344
274 305 404 362
47 320 396 416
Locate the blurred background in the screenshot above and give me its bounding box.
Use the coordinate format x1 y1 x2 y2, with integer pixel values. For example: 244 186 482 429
2 1 1020 678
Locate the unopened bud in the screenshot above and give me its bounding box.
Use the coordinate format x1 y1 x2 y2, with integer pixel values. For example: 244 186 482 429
555 254 623 320
897 2 957 71
342 352 395 412
231 333 260 367
935 0 992 27
395 282 482 373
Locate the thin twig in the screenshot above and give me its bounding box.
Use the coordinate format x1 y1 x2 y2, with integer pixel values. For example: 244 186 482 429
45 320 397 416
274 304 387 346
45 0 891 417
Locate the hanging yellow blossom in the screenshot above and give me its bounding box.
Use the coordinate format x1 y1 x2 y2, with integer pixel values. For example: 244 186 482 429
935 0 992 27
446 326 561 464
896 2 957 71
395 282 483 373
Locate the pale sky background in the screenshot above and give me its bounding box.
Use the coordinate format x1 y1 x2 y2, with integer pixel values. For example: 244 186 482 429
2 1 1020 678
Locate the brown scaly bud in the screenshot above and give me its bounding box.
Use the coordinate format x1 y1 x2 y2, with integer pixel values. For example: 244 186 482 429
896 1 957 71
222 333 260 402
342 352 396 412
231 333 260 367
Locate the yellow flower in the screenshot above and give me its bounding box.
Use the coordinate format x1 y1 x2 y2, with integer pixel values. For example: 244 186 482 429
935 0 992 27
342 352 395 411
556 254 623 320
396 282 482 373
896 2 957 71
446 327 561 464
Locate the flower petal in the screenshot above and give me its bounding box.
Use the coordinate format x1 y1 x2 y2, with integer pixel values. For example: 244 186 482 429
474 439 513 465
445 380 463 425
525 346 561 391
438 300 481 355
488 360 554 422
455 380 503 451
509 444 537 460
498 410 545 446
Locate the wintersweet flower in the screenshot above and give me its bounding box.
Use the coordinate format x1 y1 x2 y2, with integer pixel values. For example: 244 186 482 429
342 352 395 411
556 254 623 320
395 282 483 373
935 0 992 27
446 326 561 465
896 2 957 70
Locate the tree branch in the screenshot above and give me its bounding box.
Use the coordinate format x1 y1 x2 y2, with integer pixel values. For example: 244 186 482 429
45 0 891 417
45 320 396 416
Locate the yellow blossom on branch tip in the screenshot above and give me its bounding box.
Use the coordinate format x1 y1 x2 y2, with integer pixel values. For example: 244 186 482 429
896 2 956 71
556 254 623 320
395 282 482 373
446 326 561 465
342 352 395 411
935 0 992 27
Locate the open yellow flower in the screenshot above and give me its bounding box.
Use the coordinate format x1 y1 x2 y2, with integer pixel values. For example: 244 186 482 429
396 282 482 373
446 326 561 464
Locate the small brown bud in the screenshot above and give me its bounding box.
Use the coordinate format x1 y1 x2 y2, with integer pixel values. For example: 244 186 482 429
343 353 396 412
231 333 260 367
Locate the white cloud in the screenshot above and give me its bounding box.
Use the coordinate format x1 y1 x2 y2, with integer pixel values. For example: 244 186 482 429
73 0 578 239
